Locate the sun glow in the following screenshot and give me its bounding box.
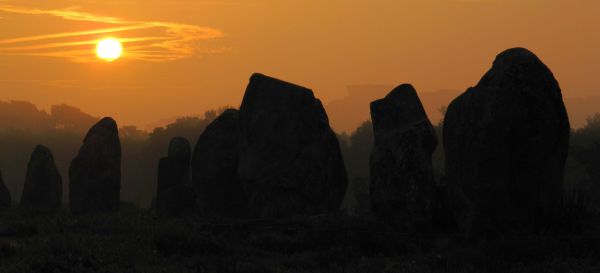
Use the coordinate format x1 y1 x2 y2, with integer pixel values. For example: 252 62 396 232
96 38 122 61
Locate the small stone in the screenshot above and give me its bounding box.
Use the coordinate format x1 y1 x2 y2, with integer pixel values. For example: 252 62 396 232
20 145 62 212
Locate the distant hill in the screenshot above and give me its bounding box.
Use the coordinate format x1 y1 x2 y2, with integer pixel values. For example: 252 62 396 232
143 115 202 132
50 104 99 132
0 101 97 133
0 94 596 137
0 101 51 131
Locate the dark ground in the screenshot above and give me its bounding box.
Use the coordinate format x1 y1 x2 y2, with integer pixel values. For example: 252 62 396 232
1 207 599 273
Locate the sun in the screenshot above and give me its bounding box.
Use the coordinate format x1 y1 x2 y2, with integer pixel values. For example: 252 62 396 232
96 38 123 61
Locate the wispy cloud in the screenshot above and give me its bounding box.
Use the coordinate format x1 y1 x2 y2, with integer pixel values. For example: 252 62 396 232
0 4 224 62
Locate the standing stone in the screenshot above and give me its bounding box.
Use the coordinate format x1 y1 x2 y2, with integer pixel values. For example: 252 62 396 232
69 117 121 213
156 137 193 216
20 145 62 212
443 48 570 237
0 170 10 208
238 73 348 217
369 84 438 227
192 109 247 217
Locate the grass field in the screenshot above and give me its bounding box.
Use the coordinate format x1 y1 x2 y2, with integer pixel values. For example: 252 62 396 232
1 207 599 273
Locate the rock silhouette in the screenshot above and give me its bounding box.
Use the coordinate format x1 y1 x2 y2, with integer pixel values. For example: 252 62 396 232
156 137 193 216
0 170 10 208
69 117 122 214
20 145 62 212
192 109 247 217
443 48 570 237
238 73 348 217
369 84 438 227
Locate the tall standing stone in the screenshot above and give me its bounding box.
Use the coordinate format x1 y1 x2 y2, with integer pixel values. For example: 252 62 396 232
369 84 438 227
69 117 121 213
0 170 10 208
20 145 62 212
156 137 193 216
238 73 348 217
443 48 570 237
192 109 247 217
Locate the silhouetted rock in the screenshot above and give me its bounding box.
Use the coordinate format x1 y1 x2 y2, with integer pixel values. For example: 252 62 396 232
443 48 570 237
156 137 193 216
238 73 348 217
20 145 62 212
369 84 438 228
0 170 10 208
192 109 247 217
69 117 121 214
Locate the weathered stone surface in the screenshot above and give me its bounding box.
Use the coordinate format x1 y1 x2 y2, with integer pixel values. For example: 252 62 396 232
192 109 247 217
20 145 62 212
69 117 121 213
369 84 438 227
238 73 348 217
156 137 193 216
0 170 10 208
443 48 570 237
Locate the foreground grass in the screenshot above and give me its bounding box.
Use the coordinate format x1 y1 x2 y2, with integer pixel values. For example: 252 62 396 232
0 208 599 273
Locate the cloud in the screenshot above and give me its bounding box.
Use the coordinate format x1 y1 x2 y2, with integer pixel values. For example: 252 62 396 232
0 25 154 44
0 4 224 62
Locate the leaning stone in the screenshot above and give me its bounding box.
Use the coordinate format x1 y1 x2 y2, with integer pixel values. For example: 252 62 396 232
69 117 121 214
238 73 348 217
369 84 438 228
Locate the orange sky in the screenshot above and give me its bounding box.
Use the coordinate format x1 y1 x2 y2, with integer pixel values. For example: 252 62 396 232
0 0 599 132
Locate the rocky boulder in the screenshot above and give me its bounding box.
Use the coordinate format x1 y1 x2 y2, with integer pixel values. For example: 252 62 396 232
20 145 62 212
443 48 570 237
0 170 10 208
192 109 247 217
238 73 348 217
369 84 438 227
69 117 121 214
156 137 193 216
